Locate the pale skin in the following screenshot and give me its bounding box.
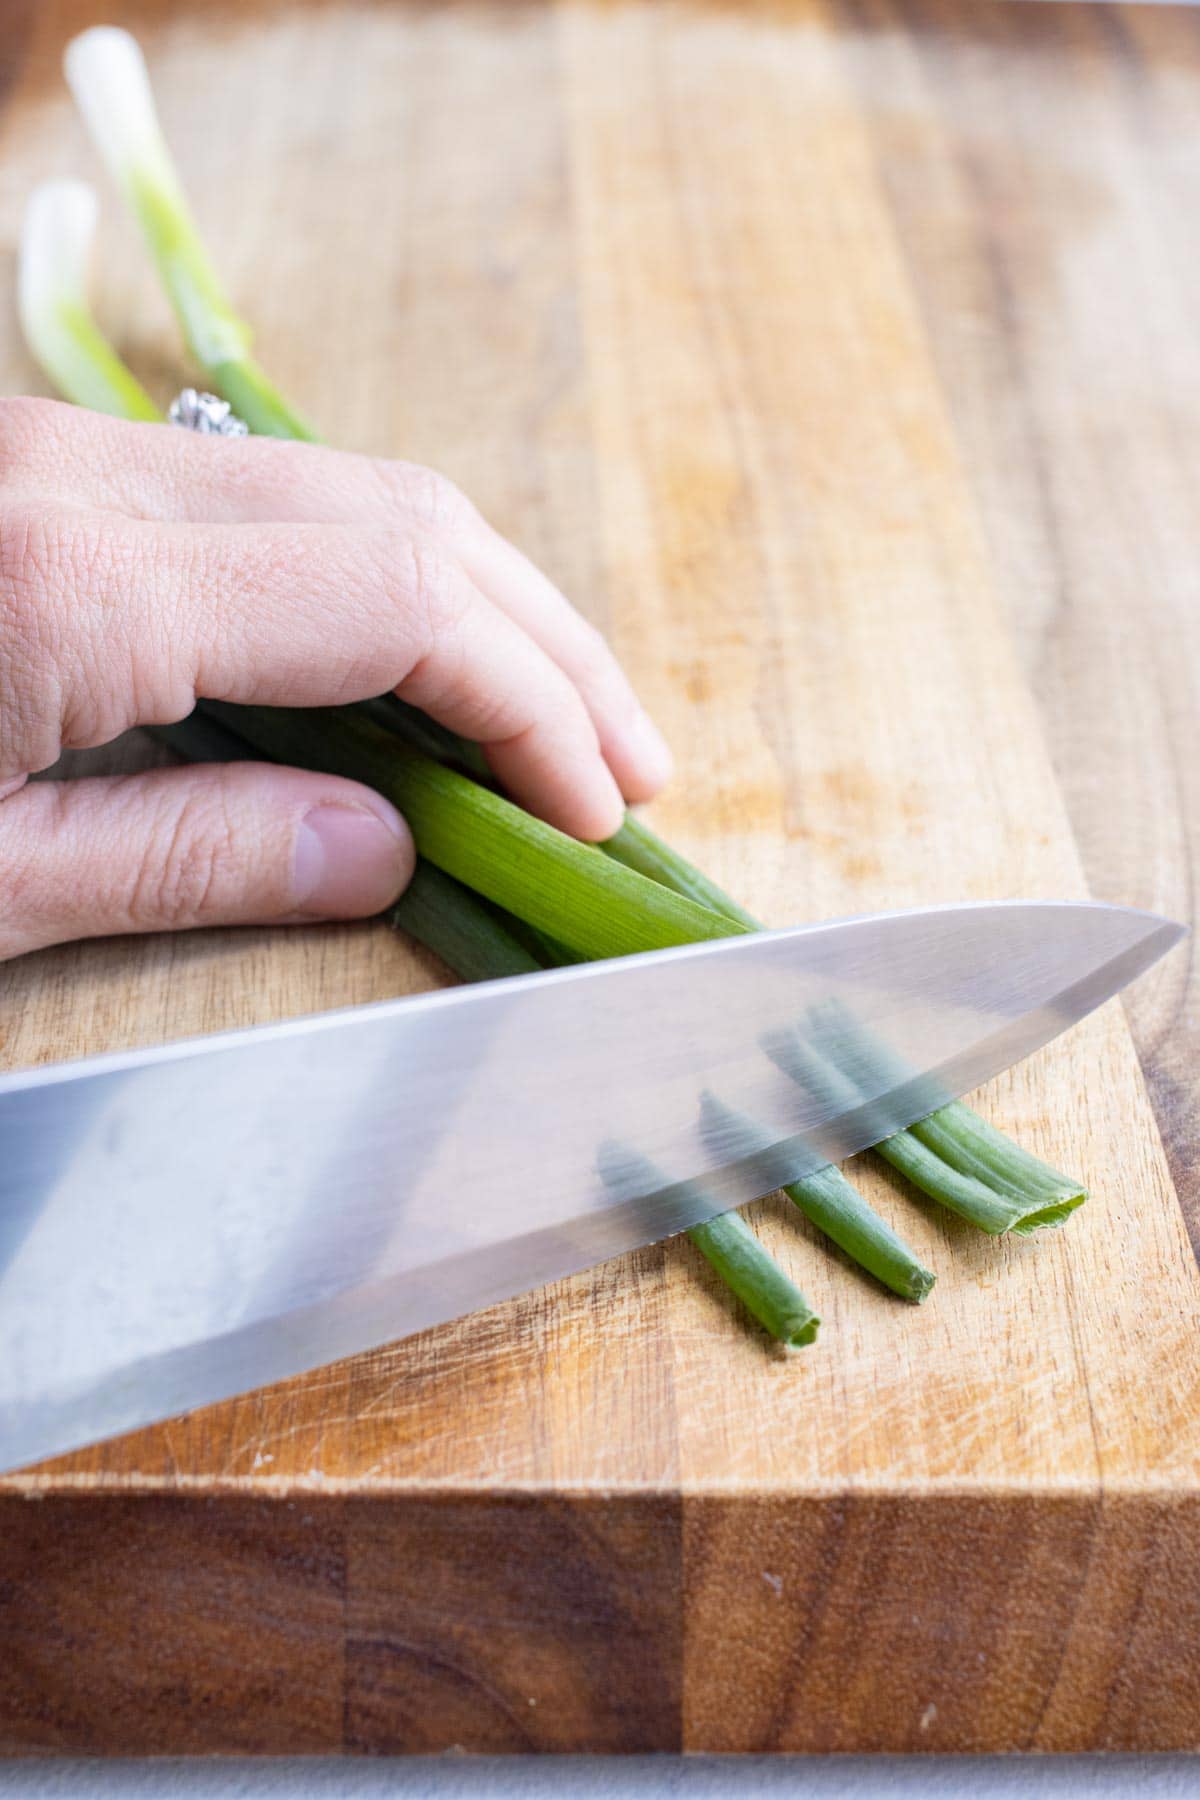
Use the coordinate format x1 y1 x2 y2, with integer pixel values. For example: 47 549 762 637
0 398 673 960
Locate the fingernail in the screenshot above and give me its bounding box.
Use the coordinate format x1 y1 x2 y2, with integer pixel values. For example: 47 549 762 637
293 800 412 917
627 709 674 788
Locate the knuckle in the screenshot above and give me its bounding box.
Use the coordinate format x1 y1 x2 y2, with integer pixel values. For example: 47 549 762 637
0 496 197 791
131 781 241 930
0 507 159 758
388 531 470 647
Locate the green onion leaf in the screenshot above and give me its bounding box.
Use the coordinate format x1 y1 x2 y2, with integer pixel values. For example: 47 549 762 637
802 1003 1085 1234
598 1142 819 1348
204 702 744 961
609 815 1086 1233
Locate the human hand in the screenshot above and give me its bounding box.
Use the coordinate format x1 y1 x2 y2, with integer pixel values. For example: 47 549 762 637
0 399 672 959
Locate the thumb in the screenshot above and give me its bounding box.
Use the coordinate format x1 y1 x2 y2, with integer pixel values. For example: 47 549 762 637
0 762 415 960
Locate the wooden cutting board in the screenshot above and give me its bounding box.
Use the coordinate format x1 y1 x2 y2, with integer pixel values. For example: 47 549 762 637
1 0 1197 1755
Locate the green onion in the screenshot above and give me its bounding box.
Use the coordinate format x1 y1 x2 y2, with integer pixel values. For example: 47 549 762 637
605 814 762 930
607 814 1086 1232
386 862 547 984
202 702 743 961
152 715 550 985
598 1143 818 1348
63 27 313 440
905 1106 1085 1233
771 1025 1031 1237
684 1212 819 1346
356 739 1054 1253
803 1005 1085 1234
698 1091 934 1302
366 697 493 782
18 180 159 422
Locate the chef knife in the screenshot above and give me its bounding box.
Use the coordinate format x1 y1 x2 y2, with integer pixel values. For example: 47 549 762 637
0 898 1182 1473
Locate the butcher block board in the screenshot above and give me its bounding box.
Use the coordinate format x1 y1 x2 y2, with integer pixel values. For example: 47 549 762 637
1 0 1198 1756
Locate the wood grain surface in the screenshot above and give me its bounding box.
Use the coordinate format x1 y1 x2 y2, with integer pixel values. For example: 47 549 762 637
0 0 1197 1755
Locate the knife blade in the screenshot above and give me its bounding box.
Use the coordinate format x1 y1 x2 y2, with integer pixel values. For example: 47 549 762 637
0 899 1182 1472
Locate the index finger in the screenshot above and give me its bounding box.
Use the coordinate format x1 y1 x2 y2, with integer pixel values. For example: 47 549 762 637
4 507 626 841
3 404 672 804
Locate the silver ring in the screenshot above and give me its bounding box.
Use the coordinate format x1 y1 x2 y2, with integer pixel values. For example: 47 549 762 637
168 388 248 437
